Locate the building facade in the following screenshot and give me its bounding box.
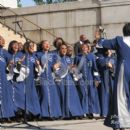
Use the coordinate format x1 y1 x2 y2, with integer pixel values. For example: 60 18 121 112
0 0 130 45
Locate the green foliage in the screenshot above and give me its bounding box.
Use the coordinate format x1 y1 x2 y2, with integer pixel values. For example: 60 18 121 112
33 0 45 5
33 0 77 5
17 0 22 7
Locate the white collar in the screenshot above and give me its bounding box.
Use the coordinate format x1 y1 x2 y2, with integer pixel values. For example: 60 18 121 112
79 41 83 44
123 36 130 48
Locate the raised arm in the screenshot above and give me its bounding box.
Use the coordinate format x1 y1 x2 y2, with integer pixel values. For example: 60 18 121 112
98 37 121 50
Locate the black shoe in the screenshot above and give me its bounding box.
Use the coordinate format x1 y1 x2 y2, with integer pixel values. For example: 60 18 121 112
63 117 71 120
88 113 94 119
95 116 104 120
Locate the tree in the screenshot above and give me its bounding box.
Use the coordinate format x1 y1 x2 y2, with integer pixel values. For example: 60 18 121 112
17 0 22 7
33 0 45 5
33 0 77 5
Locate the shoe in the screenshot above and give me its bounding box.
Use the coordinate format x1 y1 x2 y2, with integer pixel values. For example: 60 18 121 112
88 113 94 119
120 128 125 130
113 128 125 130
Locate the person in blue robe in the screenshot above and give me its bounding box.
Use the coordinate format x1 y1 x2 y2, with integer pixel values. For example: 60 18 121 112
66 45 73 58
96 49 116 117
74 42 100 118
66 45 75 65
53 43 84 119
21 41 41 117
96 23 130 130
0 36 15 120
7 40 26 117
51 37 65 55
36 40 62 119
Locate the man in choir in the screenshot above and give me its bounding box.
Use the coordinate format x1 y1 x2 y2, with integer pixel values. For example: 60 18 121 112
96 23 130 130
74 34 90 56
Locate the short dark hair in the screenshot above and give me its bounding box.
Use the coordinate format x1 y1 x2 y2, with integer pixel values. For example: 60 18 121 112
53 37 65 49
123 23 130 36
38 40 48 52
59 43 68 49
8 40 18 54
83 39 90 44
23 41 34 53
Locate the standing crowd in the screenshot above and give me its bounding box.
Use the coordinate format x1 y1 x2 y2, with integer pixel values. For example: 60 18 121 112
0 30 115 122
1 23 130 130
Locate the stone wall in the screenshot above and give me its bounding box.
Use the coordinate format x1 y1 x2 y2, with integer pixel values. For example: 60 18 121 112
1 0 130 45
0 23 25 49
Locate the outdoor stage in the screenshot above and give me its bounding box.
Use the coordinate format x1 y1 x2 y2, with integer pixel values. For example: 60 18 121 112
1 118 125 130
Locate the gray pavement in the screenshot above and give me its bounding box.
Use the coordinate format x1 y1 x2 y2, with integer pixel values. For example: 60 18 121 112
1 119 130 130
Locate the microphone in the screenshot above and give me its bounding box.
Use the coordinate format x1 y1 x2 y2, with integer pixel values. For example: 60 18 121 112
99 26 106 33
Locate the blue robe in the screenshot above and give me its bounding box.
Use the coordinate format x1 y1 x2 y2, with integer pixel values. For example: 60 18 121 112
55 55 84 118
22 53 41 116
75 53 100 115
0 48 15 118
99 36 130 129
74 56 89 114
36 52 62 118
7 52 26 112
96 54 115 117
50 50 58 55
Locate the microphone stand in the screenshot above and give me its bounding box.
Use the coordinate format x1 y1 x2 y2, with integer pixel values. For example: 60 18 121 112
5 20 41 129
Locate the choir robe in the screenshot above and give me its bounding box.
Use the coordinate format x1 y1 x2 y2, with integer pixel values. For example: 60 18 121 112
0 48 15 118
96 53 115 117
36 52 62 118
75 53 100 115
55 55 84 118
74 55 89 115
22 53 41 116
7 52 26 112
99 36 130 129
50 49 58 55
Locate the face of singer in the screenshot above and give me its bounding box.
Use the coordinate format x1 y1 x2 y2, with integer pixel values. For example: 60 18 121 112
95 30 101 40
12 42 19 53
80 34 87 42
0 36 5 47
67 46 73 56
81 44 89 54
28 43 34 53
60 45 67 56
18 42 23 51
42 41 50 51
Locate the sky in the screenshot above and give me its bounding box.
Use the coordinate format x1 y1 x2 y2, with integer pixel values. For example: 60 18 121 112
21 0 35 7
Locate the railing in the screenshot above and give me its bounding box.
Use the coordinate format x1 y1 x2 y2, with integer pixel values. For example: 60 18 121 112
0 4 57 44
